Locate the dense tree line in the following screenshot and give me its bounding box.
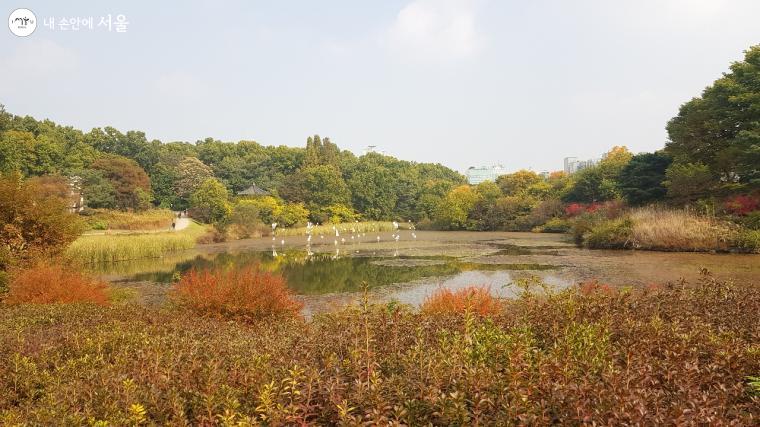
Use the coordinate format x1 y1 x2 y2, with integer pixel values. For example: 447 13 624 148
0 107 464 225
1 45 756 231
429 45 759 231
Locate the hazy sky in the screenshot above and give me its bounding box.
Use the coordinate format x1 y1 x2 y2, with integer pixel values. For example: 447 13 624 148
2 1 759 173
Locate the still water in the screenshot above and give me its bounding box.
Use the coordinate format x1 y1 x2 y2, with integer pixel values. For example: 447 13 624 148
97 231 759 313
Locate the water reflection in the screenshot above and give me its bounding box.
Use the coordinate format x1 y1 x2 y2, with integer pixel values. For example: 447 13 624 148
107 248 560 295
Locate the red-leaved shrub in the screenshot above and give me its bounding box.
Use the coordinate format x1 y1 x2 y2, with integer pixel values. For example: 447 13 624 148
5 263 110 305
421 286 503 316
579 280 616 296
565 203 586 217
172 265 303 321
724 194 760 216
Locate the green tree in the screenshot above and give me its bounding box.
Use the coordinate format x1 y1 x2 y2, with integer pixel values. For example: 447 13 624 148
348 161 397 220
496 170 541 196
619 152 672 205
91 155 151 211
433 185 481 230
0 130 34 174
564 146 632 203
277 203 310 227
189 178 231 224
229 200 261 238
664 163 714 202
78 169 117 209
666 44 760 188
299 165 351 215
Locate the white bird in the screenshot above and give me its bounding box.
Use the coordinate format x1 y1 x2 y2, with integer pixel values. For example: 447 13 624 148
307 235 312 243
394 235 400 242
341 237 346 243
334 239 338 245
320 235 324 239
350 236 354 240
412 232 417 239
376 236 380 242
281 239 285 245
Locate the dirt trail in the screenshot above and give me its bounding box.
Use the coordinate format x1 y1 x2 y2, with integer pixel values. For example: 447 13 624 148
173 217 190 231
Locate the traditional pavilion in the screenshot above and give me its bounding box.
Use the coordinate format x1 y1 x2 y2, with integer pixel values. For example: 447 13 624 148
238 182 269 197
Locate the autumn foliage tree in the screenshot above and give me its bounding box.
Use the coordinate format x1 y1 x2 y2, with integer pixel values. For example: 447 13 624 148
0 173 83 270
91 155 151 211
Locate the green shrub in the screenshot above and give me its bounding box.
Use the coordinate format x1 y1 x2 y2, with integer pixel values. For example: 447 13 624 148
539 217 571 233
583 217 634 249
736 229 760 253
91 220 108 230
742 211 760 230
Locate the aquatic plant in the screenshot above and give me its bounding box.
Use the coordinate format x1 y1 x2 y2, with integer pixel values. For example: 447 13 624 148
66 221 208 263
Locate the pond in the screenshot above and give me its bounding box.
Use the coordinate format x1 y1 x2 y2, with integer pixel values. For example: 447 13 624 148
96 230 760 315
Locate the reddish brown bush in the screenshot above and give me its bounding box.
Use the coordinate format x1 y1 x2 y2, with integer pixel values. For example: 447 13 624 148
5 263 109 305
172 265 303 321
421 286 503 316
0 275 758 424
0 173 84 269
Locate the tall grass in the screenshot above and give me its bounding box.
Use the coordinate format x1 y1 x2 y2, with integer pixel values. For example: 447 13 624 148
629 208 737 251
276 221 409 237
83 209 175 231
66 222 208 264
581 207 751 252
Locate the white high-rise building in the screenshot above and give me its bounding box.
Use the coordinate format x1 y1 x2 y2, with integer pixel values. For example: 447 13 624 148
466 165 505 184
564 156 599 174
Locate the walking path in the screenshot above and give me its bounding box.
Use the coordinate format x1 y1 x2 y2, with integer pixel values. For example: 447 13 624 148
173 217 190 231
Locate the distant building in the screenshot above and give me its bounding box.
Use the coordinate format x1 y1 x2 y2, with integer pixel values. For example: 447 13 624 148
362 145 386 156
466 165 505 185
563 156 599 174
538 171 550 179
67 176 84 213
238 182 269 197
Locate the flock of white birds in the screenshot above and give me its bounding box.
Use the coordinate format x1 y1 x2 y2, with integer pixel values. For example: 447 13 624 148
269 220 417 258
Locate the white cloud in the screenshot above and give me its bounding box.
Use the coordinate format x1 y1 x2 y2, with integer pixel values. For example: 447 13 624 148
383 0 485 61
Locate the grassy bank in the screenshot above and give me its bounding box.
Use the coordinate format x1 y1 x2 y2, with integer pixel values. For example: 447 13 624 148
82 209 175 231
66 221 208 264
1 275 758 424
578 208 760 253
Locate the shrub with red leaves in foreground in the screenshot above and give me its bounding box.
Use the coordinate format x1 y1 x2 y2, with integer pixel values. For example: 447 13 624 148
421 286 503 316
4 262 109 305
172 265 303 321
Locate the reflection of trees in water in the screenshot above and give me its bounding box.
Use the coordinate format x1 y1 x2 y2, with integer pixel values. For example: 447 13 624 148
121 248 557 295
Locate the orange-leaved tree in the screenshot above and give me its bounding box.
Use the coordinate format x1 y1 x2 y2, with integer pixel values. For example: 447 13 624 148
0 172 84 271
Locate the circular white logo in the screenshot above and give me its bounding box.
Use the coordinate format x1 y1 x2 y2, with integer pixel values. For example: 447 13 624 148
9 8 36 37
